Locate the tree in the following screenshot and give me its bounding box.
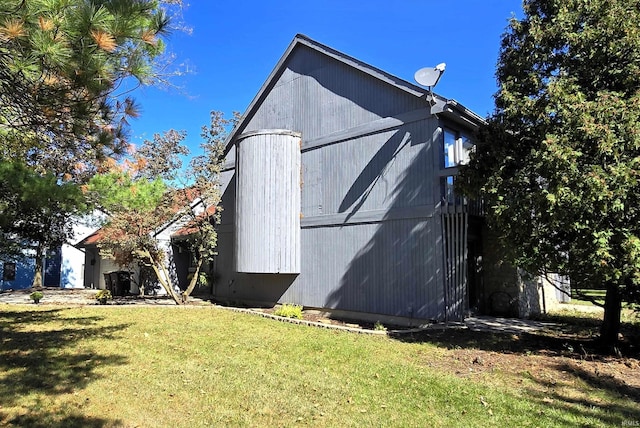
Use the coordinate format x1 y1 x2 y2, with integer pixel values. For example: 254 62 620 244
0 0 182 177
0 160 87 288
0 0 183 283
87 165 182 301
172 111 229 301
87 112 230 304
457 0 640 350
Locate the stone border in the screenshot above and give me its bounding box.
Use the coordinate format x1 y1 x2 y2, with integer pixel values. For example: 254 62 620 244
214 305 444 336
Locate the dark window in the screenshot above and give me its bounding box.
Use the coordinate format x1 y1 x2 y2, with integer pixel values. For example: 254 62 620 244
3 262 16 281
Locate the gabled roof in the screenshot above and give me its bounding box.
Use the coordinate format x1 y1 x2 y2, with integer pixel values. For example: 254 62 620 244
75 230 103 248
75 189 209 248
170 205 217 239
224 33 485 154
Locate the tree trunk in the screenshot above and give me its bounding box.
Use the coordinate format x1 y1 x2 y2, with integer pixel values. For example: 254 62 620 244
181 257 204 303
31 242 44 289
600 280 622 351
146 254 183 305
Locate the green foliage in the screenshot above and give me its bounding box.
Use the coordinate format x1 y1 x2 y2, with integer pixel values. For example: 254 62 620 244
373 321 387 331
274 303 303 319
186 272 209 287
29 291 43 302
0 160 87 285
457 0 640 345
88 171 167 212
95 289 112 300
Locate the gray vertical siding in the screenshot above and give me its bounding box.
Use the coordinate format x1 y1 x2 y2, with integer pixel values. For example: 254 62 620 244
213 40 463 322
280 217 444 320
235 130 301 274
245 45 426 141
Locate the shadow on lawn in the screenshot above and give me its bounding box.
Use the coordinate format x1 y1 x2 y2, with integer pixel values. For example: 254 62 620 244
5 413 114 428
389 314 640 425
391 313 639 358
0 308 129 427
525 362 640 426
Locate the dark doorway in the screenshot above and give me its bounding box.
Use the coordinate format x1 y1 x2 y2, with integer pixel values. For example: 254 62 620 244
467 216 484 315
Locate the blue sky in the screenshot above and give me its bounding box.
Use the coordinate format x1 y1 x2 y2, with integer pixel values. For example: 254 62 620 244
128 1 523 152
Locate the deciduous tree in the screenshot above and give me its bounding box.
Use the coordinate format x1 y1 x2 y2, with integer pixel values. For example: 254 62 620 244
87 112 230 304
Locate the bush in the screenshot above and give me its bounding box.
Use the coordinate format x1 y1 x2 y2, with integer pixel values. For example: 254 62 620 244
29 291 44 303
374 321 387 331
274 303 303 319
95 289 112 300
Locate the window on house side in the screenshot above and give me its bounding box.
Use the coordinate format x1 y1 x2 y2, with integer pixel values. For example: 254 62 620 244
443 129 473 168
3 262 16 281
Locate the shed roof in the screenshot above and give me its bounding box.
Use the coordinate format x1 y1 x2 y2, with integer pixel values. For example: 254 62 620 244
76 230 103 248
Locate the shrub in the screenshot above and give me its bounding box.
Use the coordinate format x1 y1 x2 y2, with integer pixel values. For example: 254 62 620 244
274 303 303 319
95 289 112 300
29 291 44 303
374 321 387 331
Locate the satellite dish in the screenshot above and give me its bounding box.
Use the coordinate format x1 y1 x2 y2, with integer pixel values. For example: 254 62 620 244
414 63 446 88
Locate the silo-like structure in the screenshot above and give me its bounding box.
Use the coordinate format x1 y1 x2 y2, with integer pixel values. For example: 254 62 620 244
235 130 301 274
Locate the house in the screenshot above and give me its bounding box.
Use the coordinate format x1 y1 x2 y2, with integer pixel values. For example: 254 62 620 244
0 250 60 290
0 218 96 291
210 34 566 324
75 193 211 296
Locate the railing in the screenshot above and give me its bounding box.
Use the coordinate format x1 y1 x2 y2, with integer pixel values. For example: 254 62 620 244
440 175 485 216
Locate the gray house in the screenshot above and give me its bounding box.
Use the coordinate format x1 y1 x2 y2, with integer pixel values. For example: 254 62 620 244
198 34 568 325
208 34 505 325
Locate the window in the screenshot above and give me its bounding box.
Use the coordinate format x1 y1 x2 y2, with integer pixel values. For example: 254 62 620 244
443 129 473 168
441 175 456 204
3 262 16 281
441 128 475 206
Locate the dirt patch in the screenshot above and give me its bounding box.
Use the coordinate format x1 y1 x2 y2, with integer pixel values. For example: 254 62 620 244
395 327 639 392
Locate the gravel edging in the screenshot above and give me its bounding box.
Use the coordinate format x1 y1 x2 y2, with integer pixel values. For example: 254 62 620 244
214 305 437 336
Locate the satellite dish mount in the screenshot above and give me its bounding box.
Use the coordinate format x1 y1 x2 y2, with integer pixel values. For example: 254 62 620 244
414 63 446 106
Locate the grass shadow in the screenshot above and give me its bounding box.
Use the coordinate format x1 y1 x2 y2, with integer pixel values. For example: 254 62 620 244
2 412 120 428
523 361 640 426
0 308 130 427
390 327 599 356
391 312 639 358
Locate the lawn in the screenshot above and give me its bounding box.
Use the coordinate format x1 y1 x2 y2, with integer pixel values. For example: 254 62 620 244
570 288 607 306
0 305 638 427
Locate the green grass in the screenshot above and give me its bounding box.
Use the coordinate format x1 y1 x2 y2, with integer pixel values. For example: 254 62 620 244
0 305 638 427
570 288 606 306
